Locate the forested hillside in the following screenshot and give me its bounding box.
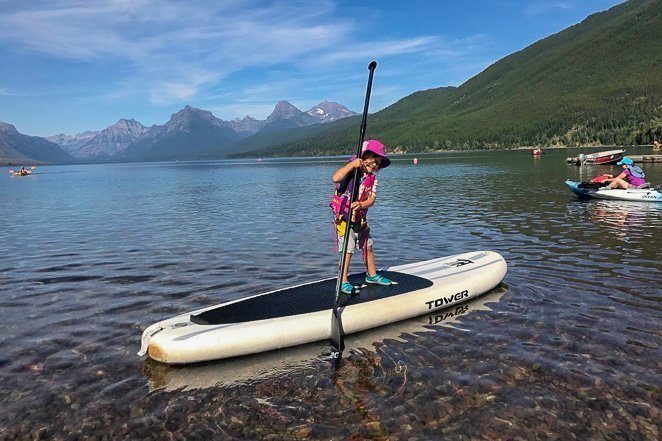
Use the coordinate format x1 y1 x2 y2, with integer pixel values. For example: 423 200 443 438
232 0 662 157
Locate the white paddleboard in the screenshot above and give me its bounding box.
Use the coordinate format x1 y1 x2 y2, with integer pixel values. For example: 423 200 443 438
138 250 507 364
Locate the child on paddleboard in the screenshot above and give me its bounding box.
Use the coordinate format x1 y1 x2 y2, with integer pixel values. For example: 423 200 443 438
331 139 397 294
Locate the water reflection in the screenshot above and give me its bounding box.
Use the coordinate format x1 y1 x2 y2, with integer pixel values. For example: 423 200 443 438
575 199 662 243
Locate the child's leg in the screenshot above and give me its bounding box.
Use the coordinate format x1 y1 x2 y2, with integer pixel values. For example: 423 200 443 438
364 247 398 285
341 252 353 283
365 246 377 277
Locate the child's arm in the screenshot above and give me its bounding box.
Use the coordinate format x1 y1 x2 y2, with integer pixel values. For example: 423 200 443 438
351 195 376 210
332 158 362 183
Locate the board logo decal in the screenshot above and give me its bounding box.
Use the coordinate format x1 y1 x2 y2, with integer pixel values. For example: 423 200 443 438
428 304 469 325
446 259 473 267
425 290 469 309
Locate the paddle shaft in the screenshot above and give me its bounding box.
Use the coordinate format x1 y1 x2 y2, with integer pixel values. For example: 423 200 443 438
330 61 377 352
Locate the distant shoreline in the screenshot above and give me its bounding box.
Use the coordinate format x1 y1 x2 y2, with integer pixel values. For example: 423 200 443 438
233 144 654 160
3 144 656 167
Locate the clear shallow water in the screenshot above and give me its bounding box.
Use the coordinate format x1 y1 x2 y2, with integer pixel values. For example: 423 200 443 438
0 148 660 440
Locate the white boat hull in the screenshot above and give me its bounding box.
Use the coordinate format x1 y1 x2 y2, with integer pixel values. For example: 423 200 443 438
592 187 662 202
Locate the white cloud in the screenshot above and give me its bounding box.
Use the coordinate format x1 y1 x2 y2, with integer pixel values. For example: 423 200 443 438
0 0 504 117
149 69 220 103
0 0 360 103
312 36 438 65
524 2 574 18
0 87 18 96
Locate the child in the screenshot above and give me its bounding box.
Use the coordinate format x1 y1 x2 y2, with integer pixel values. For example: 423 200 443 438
331 139 397 294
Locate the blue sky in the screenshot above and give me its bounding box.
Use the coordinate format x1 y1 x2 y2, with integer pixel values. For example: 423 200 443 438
0 0 624 136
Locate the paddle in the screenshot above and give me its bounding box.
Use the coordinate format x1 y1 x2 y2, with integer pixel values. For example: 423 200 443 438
330 60 377 354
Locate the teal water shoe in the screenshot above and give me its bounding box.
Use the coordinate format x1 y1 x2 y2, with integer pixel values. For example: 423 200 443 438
365 273 398 286
340 282 354 294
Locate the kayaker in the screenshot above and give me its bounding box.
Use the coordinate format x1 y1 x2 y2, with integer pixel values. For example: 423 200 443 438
331 139 397 294
603 157 646 189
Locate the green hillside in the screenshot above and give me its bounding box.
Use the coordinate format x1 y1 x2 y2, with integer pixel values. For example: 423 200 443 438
232 0 662 157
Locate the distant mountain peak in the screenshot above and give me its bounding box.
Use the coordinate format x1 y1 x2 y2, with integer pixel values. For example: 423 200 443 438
0 122 72 163
165 106 231 133
275 100 295 107
260 100 317 133
172 105 213 118
267 101 303 121
107 118 146 133
230 115 265 135
109 118 144 130
0 121 19 134
306 101 357 123
116 117 137 124
233 115 258 122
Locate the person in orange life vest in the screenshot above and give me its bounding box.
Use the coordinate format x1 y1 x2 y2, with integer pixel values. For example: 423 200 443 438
331 139 397 294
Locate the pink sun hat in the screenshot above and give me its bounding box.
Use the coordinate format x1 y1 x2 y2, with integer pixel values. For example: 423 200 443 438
359 139 391 168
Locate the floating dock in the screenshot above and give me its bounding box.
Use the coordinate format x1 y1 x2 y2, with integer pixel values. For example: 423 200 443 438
627 155 662 163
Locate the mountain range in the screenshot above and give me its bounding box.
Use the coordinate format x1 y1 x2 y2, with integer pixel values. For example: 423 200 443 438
2 0 661 164
0 100 356 164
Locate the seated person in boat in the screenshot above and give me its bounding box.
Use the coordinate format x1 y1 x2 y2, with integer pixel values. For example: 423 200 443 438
603 157 646 189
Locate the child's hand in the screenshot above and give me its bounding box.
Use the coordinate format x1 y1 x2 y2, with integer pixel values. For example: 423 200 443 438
350 201 362 210
350 158 363 169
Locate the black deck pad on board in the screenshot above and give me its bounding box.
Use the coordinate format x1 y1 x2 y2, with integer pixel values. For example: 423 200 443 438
190 271 433 325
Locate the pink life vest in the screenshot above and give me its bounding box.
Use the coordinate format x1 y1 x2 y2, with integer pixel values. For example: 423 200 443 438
330 172 376 224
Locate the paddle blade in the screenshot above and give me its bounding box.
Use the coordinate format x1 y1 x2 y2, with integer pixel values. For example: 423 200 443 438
8 170 14 174
330 309 345 352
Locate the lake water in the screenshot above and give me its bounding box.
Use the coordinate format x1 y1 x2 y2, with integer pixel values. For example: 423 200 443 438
1 148 660 440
